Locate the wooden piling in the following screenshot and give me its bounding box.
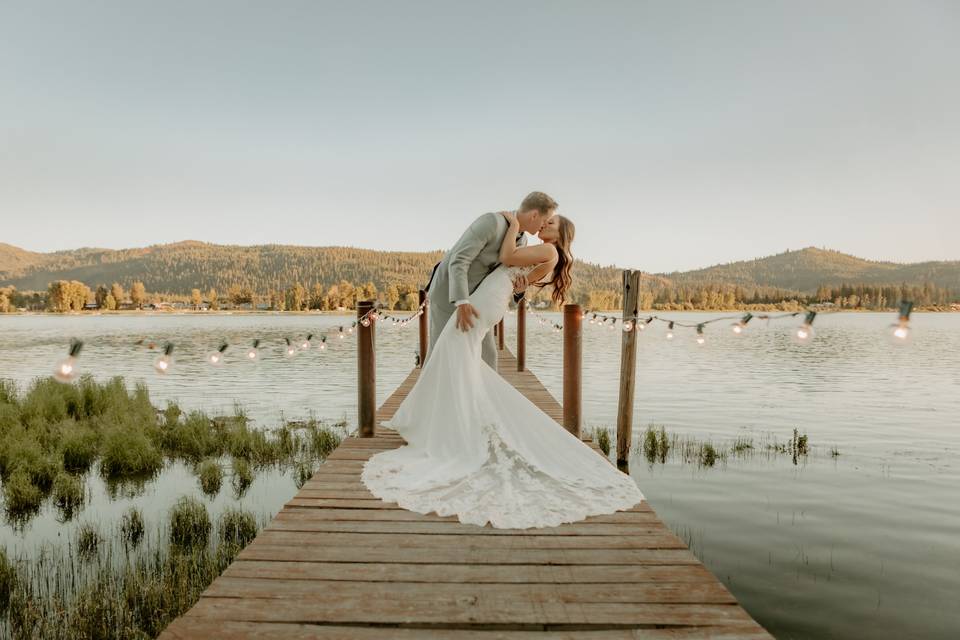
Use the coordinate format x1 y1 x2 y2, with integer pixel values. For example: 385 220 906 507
417 289 428 367
616 271 642 466
563 304 582 438
517 298 526 371
357 300 376 438
497 319 505 350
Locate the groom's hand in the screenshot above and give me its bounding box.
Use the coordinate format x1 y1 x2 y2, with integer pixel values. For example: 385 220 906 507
512 275 528 295
456 303 480 331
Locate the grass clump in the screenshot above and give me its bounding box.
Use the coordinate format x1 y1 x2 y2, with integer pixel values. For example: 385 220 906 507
2 469 43 516
197 459 223 496
76 522 101 559
218 509 258 547
61 429 98 473
642 425 671 463
169 497 211 549
52 472 84 516
294 460 314 489
120 507 145 547
100 428 163 479
231 458 254 498
592 427 611 457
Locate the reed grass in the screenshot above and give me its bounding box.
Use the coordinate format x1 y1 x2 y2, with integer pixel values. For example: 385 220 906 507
169 497 210 549
51 472 84 517
591 427 611 457
120 507 145 548
196 459 223 496
75 522 100 559
637 425 821 468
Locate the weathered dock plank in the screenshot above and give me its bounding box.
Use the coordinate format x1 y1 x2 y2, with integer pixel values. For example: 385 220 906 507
161 349 771 638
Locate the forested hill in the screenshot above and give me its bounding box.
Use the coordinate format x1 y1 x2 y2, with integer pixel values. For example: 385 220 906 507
1 242 956 305
0 241 640 303
664 248 959 292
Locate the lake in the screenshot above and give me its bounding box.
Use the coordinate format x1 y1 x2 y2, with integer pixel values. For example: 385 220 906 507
1 311 958 639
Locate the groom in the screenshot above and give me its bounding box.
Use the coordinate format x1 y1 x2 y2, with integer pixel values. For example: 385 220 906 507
425 191 558 369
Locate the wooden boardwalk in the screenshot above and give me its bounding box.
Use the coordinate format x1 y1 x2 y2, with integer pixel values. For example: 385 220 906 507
162 350 771 639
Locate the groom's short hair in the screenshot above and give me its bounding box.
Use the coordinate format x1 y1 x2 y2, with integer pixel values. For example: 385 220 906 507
520 191 558 215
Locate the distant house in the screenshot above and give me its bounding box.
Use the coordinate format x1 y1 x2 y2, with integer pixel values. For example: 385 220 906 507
83 302 99 311
149 302 174 310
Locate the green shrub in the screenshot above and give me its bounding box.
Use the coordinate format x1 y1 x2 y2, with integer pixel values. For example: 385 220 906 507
197 460 222 496
169 497 210 548
218 509 258 547
308 424 341 458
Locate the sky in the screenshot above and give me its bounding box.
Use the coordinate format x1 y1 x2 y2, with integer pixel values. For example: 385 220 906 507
1 1 957 273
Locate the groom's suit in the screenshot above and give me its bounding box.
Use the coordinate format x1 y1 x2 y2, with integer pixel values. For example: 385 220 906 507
425 212 526 369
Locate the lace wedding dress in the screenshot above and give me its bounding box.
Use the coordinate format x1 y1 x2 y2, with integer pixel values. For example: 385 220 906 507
361 264 643 529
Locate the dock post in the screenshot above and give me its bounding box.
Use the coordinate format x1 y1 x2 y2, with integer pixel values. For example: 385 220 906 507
497 319 505 350
517 298 526 371
563 304 582 438
616 270 642 468
418 289 428 367
358 300 376 438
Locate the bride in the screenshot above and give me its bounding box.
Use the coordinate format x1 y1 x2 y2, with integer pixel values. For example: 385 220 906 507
362 212 643 529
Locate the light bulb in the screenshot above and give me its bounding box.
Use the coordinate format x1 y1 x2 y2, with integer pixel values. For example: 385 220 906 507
369 311 379 321
732 313 752 335
731 323 744 335
284 338 297 358
666 331 674 341
695 324 706 345
207 343 228 366
609 321 616 330
347 326 354 334
154 343 175 374
319 338 327 350
246 339 260 361
54 339 84 383
338 327 345 339
793 311 817 345
889 323 911 344
361 318 371 327
54 356 79 383
622 320 634 333
300 334 313 350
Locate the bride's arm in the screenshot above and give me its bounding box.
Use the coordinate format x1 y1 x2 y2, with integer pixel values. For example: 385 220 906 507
498 213 558 267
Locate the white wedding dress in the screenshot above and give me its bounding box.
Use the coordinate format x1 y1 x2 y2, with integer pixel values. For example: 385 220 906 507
361 264 643 529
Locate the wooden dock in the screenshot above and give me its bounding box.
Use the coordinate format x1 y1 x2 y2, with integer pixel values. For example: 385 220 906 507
162 350 771 639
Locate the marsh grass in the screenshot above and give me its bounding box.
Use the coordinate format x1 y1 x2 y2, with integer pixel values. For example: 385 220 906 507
637 425 821 468
591 427 611 457
120 507 145 548
196 459 223 496
51 472 84 517
75 522 100 559
0 375 345 524
169 497 211 549
1 507 265 639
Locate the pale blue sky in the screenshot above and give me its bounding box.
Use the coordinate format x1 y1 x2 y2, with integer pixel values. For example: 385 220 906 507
1 1 957 272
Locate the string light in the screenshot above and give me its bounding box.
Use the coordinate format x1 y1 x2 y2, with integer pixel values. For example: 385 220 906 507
666 321 675 341
622 320 634 333
890 301 913 344
794 311 817 344
318 336 328 350
284 338 297 358
54 339 83 383
731 313 753 335
695 324 706 345
154 343 174 374
300 334 314 350
246 339 261 361
207 342 228 366
338 327 345 339
361 317 371 328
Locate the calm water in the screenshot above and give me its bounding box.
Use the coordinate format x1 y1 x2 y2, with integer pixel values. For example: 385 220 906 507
1 312 958 639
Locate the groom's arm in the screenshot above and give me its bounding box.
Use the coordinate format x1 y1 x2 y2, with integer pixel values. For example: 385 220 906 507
448 213 499 304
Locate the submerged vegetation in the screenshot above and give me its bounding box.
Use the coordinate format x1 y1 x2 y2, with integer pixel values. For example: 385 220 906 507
635 425 833 468
0 375 345 523
1 507 265 639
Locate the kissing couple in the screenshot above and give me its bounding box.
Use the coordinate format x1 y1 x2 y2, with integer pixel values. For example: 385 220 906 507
362 192 642 529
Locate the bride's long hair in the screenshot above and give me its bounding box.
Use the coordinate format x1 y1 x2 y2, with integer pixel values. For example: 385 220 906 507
541 216 575 306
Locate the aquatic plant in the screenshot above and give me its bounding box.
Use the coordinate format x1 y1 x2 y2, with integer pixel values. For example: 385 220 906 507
61 429 98 473
231 458 253 498
0 548 16 616
592 427 611 457
52 472 84 516
1 470 43 516
120 507 145 547
169 497 211 549
100 428 163 479
197 459 223 496
294 459 314 489
219 508 258 547
642 425 671 463
76 522 101 559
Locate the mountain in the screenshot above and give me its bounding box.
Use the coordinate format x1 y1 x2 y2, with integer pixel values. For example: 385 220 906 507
1 243 956 303
663 247 959 292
